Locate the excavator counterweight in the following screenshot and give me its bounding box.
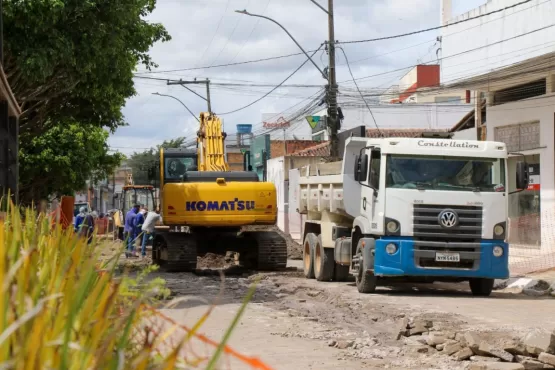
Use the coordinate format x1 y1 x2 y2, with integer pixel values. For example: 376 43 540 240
152 112 287 271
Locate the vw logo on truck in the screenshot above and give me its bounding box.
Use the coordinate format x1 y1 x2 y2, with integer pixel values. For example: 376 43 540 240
438 209 458 228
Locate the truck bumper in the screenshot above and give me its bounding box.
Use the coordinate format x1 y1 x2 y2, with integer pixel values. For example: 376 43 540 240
373 237 509 279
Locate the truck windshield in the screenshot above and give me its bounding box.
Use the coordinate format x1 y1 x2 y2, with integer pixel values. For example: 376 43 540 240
386 154 506 192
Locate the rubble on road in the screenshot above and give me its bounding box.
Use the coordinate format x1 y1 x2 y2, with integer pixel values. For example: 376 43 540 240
394 317 555 368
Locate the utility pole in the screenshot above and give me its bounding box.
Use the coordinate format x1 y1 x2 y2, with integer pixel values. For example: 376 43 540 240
326 0 339 158
166 79 212 114
236 3 339 157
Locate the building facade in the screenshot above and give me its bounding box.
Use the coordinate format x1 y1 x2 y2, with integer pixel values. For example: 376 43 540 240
441 0 555 272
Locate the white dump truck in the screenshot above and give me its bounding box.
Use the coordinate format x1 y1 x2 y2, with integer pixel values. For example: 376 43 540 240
298 133 529 297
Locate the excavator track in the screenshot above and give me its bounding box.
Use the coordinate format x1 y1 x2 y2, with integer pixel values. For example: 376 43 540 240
244 231 288 271
153 231 198 272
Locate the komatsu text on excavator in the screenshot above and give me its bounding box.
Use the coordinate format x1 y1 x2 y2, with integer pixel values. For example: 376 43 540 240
152 112 288 271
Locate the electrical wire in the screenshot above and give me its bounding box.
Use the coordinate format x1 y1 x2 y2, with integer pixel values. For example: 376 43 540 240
193 0 231 70
215 44 324 115
340 23 555 84
226 0 272 65
337 46 382 136
338 0 534 45
206 0 251 67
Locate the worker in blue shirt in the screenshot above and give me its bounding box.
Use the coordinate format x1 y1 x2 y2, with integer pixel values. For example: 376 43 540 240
124 204 140 258
74 207 86 233
133 206 147 242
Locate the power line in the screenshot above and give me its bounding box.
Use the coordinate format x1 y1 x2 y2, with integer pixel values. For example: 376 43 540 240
340 23 555 84
134 0 543 79
134 50 316 75
337 46 382 136
226 0 272 65
194 0 231 70
338 0 535 45
215 44 324 115
206 0 249 68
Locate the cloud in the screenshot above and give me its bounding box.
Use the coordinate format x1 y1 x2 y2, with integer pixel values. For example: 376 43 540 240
109 0 487 152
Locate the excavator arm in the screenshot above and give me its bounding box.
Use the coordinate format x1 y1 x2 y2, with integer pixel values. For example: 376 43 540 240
197 112 229 172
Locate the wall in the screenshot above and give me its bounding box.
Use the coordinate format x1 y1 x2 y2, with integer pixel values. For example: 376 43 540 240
452 127 477 140
486 93 555 250
227 152 244 171
440 0 555 84
313 104 470 132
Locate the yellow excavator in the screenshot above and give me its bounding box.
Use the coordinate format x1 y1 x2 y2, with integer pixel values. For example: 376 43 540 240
152 112 287 271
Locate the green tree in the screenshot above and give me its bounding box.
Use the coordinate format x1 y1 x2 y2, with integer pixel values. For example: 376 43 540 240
4 0 170 136
19 124 125 204
2 0 170 202
127 137 186 185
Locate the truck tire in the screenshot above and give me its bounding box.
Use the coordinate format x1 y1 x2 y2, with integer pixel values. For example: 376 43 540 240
303 233 317 279
356 252 377 294
469 278 494 297
334 263 350 282
314 235 334 282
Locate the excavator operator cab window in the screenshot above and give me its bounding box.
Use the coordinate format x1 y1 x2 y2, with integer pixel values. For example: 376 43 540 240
165 156 197 182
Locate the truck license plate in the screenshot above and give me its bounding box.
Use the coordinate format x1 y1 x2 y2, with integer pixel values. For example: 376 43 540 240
435 252 460 262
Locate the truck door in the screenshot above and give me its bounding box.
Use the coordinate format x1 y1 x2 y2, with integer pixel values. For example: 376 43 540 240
358 147 382 231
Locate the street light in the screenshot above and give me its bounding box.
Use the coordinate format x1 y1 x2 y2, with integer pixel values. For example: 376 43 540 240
152 92 200 123
235 9 327 80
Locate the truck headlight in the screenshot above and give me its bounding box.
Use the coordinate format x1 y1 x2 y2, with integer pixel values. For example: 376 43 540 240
386 221 399 233
493 246 504 257
385 243 398 255
494 225 504 237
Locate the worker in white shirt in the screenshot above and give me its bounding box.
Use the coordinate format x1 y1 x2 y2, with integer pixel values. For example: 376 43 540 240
140 208 163 258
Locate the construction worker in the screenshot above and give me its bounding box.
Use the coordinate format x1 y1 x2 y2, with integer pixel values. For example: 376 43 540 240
132 206 147 254
124 204 140 258
74 207 86 233
141 208 162 258
79 211 98 245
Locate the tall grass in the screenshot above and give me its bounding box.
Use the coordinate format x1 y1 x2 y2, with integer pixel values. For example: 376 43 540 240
0 206 270 369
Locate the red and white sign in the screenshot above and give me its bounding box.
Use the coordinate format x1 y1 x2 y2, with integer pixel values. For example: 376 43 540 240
528 174 540 191
263 117 290 129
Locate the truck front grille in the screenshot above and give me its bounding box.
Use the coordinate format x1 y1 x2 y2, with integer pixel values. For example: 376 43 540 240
413 241 480 270
413 204 483 242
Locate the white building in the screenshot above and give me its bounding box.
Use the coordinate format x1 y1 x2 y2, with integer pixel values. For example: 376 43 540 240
441 0 555 273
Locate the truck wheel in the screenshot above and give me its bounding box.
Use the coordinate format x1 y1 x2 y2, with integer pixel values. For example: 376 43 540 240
303 233 317 279
314 235 334 282
356 254 377 294
335 263 350 282
469 278 494 297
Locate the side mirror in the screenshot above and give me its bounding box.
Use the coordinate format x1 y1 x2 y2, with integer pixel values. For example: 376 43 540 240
516 161 529 190
354 154 369 182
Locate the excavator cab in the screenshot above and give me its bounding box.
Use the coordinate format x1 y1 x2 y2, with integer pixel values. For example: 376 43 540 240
162 148 198 183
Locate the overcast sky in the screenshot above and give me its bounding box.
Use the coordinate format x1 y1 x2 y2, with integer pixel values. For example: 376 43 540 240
109 0 486 156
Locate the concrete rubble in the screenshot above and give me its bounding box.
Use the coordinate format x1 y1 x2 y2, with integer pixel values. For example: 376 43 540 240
393 317 555 368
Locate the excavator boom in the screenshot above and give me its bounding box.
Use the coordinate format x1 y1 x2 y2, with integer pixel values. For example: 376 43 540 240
197 112 229 172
